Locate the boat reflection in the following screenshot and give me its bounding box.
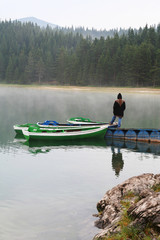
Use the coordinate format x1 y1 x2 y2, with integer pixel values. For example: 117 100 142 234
14 135 160 177
15 134 160 156
14 134 160 177
23 138 107 147
20 137 108 154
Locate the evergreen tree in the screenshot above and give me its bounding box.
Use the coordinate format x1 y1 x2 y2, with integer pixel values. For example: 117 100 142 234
0 20 160 87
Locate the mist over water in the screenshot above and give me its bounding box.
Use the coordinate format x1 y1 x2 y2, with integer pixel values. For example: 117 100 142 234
0 86 160 240
0 86 160 144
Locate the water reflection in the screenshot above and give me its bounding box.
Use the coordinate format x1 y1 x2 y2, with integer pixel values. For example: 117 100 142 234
15 134 108 148
16 133 160 156
106 138 160 155
111 146 124 177
14 135 160 179
13 134 108 154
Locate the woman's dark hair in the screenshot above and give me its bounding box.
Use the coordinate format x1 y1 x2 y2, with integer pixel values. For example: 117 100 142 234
117 93 122 99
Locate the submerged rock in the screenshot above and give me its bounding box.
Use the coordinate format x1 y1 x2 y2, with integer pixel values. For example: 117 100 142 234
93 173 160 239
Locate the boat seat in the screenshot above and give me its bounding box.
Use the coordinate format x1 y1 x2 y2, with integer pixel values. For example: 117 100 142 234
42 120 59 126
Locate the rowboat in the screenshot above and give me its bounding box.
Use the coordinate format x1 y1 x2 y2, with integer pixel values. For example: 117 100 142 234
13 121 81 134
36 120 108 128
22 125 109 141
67 117 105 124
13 123 38 134
14 119 116 135
67 117 118 126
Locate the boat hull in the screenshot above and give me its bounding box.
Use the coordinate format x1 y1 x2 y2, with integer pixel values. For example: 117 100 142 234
67 117 118 126
37 122 109 128
14 122 111 134
22 126 108 141
13 124 37 134
67 117 105 125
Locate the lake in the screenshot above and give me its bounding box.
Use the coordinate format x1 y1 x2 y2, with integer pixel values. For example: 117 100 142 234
0 86 160 240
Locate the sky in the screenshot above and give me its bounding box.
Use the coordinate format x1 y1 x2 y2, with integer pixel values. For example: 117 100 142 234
1 0 160 30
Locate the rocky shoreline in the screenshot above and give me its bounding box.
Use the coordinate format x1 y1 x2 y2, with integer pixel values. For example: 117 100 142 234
93 173 160 239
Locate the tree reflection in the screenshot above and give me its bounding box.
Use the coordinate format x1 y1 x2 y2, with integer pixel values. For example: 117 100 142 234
111 146 124 177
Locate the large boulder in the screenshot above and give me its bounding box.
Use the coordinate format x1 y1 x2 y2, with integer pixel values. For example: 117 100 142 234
93 173 160 239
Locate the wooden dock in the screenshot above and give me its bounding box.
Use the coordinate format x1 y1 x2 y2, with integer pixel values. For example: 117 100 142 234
105 128 160 143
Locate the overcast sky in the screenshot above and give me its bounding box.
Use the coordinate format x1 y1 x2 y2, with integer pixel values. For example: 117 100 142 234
1 0 160 30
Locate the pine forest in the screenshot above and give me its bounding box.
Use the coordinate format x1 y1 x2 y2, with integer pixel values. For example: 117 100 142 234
0 20 160 87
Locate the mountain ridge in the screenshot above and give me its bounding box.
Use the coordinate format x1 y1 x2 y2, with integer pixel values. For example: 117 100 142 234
15 16 131 39
17 17 59 28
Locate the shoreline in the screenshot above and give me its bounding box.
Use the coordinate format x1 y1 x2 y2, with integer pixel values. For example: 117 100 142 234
94 173 160 240
1 83 160 94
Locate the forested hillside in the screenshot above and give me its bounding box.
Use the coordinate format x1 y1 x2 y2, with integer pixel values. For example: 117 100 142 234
0 20 160 86
17 17 129 39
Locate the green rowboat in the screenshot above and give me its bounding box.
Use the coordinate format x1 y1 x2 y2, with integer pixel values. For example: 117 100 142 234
67 117 118 126
22 125 109 141
13 123 38 135
67 117 105 124
14 119 115 135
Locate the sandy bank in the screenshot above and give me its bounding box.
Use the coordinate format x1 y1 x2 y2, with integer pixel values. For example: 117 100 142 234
1 84 160 94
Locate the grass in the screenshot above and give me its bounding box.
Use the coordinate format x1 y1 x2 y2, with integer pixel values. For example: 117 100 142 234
152 184 160 192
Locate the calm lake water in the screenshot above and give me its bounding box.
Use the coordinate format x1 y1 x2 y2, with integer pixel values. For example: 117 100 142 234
0 86 160 240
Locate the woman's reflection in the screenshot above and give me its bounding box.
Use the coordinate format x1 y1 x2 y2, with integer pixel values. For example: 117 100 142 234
111 146 124 177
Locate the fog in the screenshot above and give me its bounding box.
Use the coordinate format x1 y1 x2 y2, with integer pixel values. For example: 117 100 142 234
0 86 160 144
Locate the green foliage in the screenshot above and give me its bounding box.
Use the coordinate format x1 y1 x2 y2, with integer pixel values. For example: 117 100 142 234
0 21 160 86
152 184 160 192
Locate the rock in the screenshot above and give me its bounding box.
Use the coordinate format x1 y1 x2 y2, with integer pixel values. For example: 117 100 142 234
93 173 160 239
128 192 160 229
